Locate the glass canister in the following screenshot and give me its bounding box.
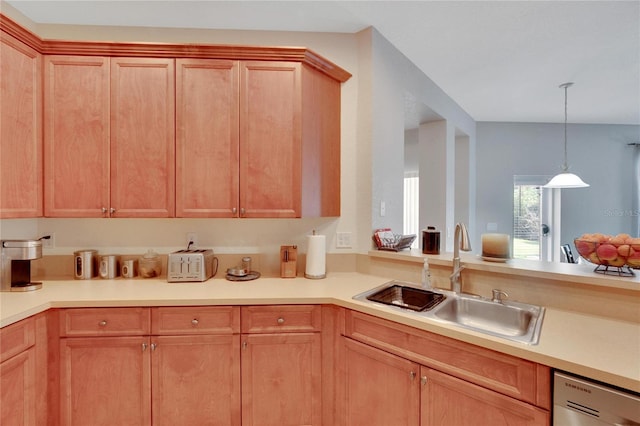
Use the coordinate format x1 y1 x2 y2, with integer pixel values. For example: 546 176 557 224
422 226 440 255
138 249 162 278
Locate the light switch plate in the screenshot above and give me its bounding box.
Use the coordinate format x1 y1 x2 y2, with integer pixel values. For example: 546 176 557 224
336 232 352 248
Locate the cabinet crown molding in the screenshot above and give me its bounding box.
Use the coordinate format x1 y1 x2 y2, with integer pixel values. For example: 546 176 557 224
0 13 351 83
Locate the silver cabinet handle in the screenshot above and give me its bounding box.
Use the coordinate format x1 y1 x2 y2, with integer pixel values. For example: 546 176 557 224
191 318 199 326
98 320 107 327
420 376 428 386
410 371 416 381
277 317 285 325
101 207 107 214
240 208 245 216
142 343 148 351
242 341 248 350
150 343 157 351
232 207 237 214
109 207 116 215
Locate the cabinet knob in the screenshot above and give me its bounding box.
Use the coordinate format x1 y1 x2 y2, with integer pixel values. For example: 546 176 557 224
142 343 148 351
109 207 116 215
151 343 157 351
98 320 107 327
409 371 416 381
101 207 108 214
240 208 245 216
277 317 285 325
242 341 248 350
191 318 199 326
232 207 237 214
420 376 428 386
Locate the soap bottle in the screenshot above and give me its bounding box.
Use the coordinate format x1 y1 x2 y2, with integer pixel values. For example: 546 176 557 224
421 258 432 289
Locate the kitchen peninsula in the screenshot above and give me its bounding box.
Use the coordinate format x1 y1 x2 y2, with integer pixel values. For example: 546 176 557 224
1 251 639 425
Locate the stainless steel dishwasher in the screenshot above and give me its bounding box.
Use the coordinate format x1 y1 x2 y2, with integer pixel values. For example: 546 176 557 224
554 371 640 425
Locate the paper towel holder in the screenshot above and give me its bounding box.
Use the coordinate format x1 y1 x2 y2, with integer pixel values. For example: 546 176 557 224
305 230 326 279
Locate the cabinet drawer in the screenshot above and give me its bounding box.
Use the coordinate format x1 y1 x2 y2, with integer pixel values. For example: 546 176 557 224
0 317 35 362
344 309 550 408
60 308 150 336
241 305 321 333
151 306 240 335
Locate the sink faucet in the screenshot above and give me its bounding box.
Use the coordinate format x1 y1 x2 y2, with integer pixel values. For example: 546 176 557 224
450 222 471 294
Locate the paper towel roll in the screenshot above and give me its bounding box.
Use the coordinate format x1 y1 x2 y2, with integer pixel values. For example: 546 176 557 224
305 233 326 279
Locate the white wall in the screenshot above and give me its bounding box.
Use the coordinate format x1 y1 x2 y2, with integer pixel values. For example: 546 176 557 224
369 28 476 250
418 121 448 237
476 122 640 250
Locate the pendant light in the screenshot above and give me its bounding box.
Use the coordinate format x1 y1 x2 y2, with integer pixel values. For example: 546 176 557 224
543 82 589 188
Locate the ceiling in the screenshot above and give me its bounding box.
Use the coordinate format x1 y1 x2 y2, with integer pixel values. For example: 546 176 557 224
5 0 639 125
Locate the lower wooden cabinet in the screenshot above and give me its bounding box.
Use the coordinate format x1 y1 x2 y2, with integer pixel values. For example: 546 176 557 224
2 305 552 426
0 314 47 426
241 333 322 426
58 307 241 426
423 367 548 426
1 348 37 425
340 309 551 426
151 335 241 426
342 338 420 426
59 336 151 426
341 337 549 426
240 305 322 426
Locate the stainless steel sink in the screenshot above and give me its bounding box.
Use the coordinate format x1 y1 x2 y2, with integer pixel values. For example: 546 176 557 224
353 281 545 345
365 283 446 312
432 296 544 343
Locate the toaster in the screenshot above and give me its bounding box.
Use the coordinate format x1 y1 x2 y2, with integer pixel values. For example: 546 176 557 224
167 249 216 282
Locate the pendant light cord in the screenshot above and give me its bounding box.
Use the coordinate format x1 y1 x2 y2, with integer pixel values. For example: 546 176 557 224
560 82 573 172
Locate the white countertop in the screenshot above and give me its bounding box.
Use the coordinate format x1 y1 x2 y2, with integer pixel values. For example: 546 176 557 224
1 272 638 393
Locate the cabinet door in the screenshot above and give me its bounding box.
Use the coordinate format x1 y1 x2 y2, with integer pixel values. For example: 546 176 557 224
110 58 175 217
341 338 420 426
0 348 36 426
59 337 151 426
421 367 549 426
43 55 110 217
241 333 321 425
176 59 240 217
151 335 241 426
240 61 302 218
0 32 42 218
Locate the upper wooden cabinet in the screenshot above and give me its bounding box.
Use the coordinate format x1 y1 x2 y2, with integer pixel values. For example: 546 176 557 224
44 56 175 218
177 60 342 218
43 55 110 217
0 32 42 218
239 61 302 218
176 59 240 217
2 14 349 218
110 57 175 218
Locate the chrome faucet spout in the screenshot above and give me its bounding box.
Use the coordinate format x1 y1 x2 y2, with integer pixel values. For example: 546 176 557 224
450 222 471 294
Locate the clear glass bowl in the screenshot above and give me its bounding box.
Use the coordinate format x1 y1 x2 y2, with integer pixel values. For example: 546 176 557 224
138 250 162 278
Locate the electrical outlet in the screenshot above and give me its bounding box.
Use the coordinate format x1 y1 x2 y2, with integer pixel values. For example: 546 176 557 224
186 232 198 248
41 232 55 249
336 232 352 248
